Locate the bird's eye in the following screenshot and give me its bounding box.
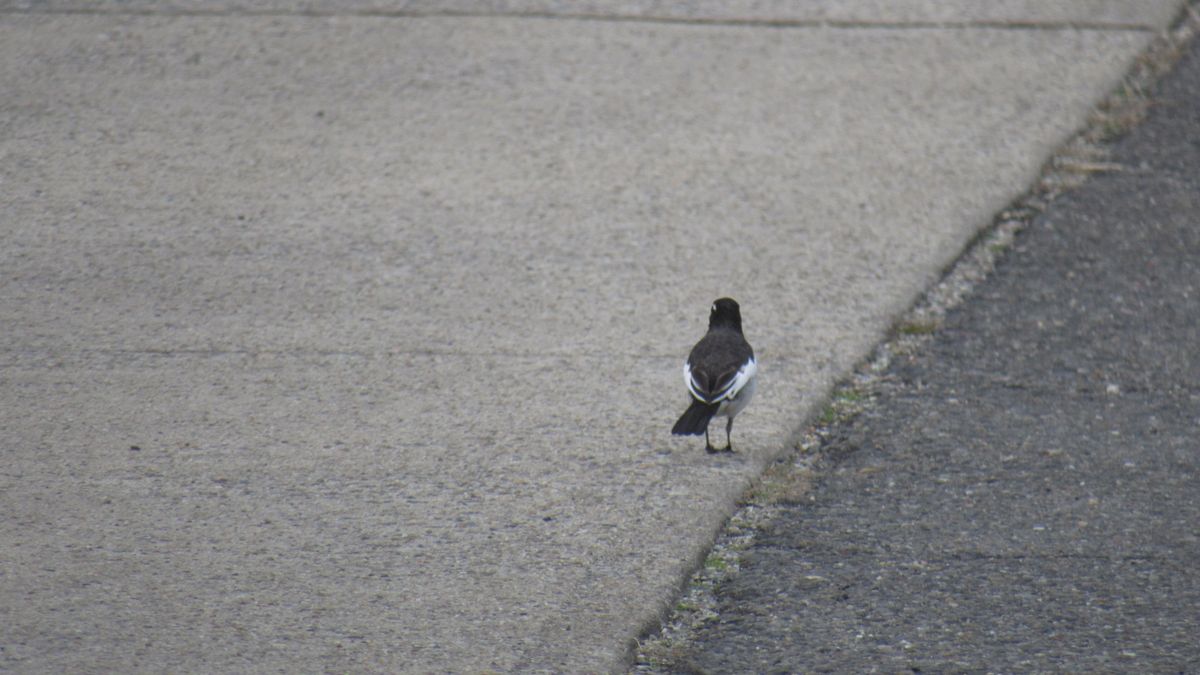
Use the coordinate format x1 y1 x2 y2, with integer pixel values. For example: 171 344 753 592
712 303 717 313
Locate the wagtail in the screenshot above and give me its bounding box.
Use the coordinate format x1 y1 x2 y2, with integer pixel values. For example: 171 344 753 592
671 297 757 453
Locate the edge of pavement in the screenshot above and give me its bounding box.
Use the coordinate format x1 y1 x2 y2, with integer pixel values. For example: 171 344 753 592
630 2 1200 670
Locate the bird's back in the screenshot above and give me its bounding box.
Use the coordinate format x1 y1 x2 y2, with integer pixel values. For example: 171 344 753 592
686 328 754 402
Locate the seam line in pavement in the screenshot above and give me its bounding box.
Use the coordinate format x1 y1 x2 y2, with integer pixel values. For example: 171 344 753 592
0 348 681 360
0 7 1161 32
0 348 818 361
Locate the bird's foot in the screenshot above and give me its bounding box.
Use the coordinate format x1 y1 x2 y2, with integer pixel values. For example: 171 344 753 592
705 444 734 454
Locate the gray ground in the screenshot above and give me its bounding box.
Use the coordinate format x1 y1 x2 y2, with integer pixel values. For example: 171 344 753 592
0 1 1189 671
678 28 1200 675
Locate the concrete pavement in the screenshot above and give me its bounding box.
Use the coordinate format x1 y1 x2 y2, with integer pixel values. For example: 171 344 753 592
0 1 1185 671
673 23 1200 671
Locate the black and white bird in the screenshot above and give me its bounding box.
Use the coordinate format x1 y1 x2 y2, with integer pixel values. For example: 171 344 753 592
671 297 757 453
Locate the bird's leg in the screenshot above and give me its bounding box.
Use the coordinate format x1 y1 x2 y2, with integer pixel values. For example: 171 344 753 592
707 418 734 454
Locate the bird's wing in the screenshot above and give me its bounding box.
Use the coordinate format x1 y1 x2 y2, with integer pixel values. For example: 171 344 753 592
684 360 704 399
685 356 757 403
716 356 756 401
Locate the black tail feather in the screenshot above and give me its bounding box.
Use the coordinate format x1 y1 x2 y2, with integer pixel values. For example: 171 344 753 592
672 399 718 436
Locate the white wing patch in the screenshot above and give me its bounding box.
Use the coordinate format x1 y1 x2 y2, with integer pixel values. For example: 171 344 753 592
684 361 703 400
684 356 757 403
722 356 757 402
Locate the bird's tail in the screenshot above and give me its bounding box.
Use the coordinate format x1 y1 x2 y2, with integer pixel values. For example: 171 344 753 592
672 399 718 436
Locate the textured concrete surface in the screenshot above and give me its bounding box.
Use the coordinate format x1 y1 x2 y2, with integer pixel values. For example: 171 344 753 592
0 1 1182 27
682 30 1200 673
0 2 1183 672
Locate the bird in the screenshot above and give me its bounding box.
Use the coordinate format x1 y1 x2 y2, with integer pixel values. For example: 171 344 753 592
671 297 757 453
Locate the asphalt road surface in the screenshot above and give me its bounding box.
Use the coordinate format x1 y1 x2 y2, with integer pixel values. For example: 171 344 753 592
679 28 1200 675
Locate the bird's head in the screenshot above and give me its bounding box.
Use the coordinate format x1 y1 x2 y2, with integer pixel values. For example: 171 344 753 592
708 297 743 333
